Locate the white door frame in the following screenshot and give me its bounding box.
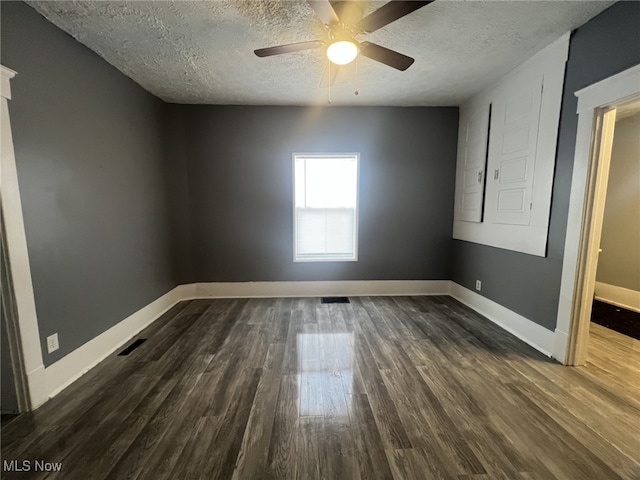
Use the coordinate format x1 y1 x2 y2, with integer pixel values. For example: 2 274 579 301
1 65 47 409
554 63 640 365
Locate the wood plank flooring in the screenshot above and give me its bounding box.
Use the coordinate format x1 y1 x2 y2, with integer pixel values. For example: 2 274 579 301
1 296 639 479
586 322 640 407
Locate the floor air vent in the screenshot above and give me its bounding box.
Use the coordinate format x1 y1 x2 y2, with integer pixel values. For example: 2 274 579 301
118 339 147 356
321 297 350 304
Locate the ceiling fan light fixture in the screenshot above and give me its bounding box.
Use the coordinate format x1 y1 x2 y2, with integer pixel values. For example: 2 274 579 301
326 40 358 65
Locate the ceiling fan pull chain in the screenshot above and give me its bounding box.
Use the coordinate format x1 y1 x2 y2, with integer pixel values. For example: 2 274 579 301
354 56 359 96
328 60 332 104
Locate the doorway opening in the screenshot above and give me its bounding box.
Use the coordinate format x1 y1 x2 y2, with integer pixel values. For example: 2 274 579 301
583 99 640 399
557 63 640 369
591 101 640 340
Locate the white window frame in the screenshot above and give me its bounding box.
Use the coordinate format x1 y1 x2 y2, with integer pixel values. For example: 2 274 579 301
292 153 360 263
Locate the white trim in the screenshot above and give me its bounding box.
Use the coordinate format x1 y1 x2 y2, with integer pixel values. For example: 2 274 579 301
552 329 570 364
44 286 183 399
172 283 197 301
450 282 555 358
191 280 451 299
560 107 617 366
556 63 640 365
1 65 48 409
0 66 17 100
23 365 46 409
594 282 640 313
555 104 599 363
576 64 640 113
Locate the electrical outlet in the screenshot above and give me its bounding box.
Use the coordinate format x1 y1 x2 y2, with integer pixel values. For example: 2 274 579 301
475 280 482 291
47 333 59 354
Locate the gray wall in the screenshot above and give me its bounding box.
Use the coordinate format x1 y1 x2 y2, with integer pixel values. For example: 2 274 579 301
1 2 176 366
170 105 458 282
597 112 640 292
452 1 640 330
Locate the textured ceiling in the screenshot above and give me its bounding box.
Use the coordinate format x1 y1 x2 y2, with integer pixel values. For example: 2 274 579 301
27 0 615 106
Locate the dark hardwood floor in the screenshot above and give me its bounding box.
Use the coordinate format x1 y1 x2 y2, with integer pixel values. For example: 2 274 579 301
1 296 639 479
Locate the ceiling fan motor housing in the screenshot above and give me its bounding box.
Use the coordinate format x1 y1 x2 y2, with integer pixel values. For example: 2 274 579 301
326 39 360 65
254 1 431 73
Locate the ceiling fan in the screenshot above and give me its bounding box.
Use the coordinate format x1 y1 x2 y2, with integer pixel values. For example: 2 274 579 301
254 0 433 86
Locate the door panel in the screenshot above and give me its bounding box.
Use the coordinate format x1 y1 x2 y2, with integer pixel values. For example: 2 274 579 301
455 101 490 222
485 74 543 226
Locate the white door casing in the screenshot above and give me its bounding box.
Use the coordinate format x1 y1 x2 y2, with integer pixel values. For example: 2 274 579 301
1 65 47 409
553 63 640 365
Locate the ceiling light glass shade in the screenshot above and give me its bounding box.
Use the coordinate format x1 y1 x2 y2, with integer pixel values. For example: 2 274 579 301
326 40 358 65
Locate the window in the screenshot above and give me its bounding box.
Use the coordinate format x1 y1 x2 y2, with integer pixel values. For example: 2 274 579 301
293 154 359 262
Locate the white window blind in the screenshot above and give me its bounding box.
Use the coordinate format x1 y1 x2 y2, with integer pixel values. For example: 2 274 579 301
294 154 359 262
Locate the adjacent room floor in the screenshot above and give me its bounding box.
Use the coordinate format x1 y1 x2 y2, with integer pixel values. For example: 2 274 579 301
591 299 640 341
1 296 639 479
587 320 640 405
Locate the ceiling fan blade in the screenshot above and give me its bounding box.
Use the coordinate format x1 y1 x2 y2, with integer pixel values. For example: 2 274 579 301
254 40 323 58
358 1 433 33
308 0 340 26
319 62 340 88
360 41 415 71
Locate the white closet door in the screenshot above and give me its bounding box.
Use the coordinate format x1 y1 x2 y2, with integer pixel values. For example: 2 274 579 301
455 101 490 222
485 74 544 226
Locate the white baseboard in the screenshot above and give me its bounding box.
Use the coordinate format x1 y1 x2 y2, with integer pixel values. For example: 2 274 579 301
449 282 555 358
44 286 183 399
173 283 197 301
192 280 451 298
26 365 48 409
552 329 570 365
594 282 640 313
